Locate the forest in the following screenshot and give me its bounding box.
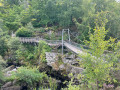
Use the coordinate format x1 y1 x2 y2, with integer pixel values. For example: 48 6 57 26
0 0 120 90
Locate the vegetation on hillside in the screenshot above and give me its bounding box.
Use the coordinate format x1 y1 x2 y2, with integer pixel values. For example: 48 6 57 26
0 0 120 89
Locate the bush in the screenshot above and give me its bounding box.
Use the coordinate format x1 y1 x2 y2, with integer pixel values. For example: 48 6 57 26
0 37 8 56
7 37 23 63
16 27 33 37
35 40 51 63
5 22 21 31
0 56 6 87
10 67 47 89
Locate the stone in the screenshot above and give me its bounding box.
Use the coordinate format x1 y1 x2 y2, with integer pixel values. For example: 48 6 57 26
115 86 120 90
2 82 12 88
5 67 18 77
51 62 59 71
1 86 21 90
45 52 58 66
59 64 84 78
59 64 66 70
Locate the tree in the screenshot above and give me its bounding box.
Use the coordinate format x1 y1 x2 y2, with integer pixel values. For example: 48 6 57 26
0 22 8 56
79 17 114 89
7 37 22 64
16 27 33 37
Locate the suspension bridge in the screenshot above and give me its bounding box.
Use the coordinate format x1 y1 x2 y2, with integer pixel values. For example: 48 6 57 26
13 29 88 55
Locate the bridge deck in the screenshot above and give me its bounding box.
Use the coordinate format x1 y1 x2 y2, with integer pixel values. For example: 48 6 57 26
18 37 85 54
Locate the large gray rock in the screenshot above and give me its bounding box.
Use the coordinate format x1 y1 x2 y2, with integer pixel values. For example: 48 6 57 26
1 80 21 90
45 52 83 77
2 82 13 88
45 52 58 66
59 64 84 78
1 86 21 90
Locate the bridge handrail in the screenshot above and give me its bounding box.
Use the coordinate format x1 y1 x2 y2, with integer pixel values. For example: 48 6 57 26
18 37 90 50
19 37 62 44
65 40 89 49
18 37 90 48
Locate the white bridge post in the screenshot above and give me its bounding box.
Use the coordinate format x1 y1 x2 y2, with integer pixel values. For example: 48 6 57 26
68 28 70 43
62 29 64 55
62 29 71 55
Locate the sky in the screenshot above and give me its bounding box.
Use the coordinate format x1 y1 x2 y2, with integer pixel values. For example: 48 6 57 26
116 0 120 2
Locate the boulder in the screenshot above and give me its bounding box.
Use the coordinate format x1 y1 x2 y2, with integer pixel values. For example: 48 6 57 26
1 80 21 90
1 86 21 90
2 82 13 88
115 86 120 90
45 52 58 66
59 64 84 78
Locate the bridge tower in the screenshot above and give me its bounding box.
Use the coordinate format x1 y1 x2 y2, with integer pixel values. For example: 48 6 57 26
62 29 70 55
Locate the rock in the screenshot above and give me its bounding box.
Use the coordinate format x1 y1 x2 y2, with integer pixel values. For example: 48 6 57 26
110 69 120 82
5 67 18 77
1 86 21 90
13 80 17 85
103 83 114 90
65 53 76 59
3 65 15 73
51 62 59 71
59 64 65 70
70 66 83 77
45 52 58 66
62 58 79 65
59 64 84 78
2 82 13 88
1 80 21 90
115 86 120 90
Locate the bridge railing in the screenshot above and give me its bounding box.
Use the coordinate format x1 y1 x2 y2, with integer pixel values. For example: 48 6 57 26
45 40 61 44
19 37 41 43
19 37 62 45
19 37 89 48
65 40 89 49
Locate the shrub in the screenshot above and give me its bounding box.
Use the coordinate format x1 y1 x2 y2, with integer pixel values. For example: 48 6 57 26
16 27 33 37
0 37 8 56
5 22 21 31
10 67 47 89
35 40 51 63
7 37 21 50
0 56 6 87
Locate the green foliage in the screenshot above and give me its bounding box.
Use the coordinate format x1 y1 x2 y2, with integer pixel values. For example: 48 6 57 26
1 0 120 42
10 67 47 89
7 37 22 63
80 53 113 89
0 56 6 87
79 17 116 89
5 22 21 31
89 16 108 57
0 28 8 56
64 74 80 90
1 7 21 31
19 10 32 26
0 37 8 56
35 40 51 63
0 56 4 81
8 37 21 50
16 27 33 37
